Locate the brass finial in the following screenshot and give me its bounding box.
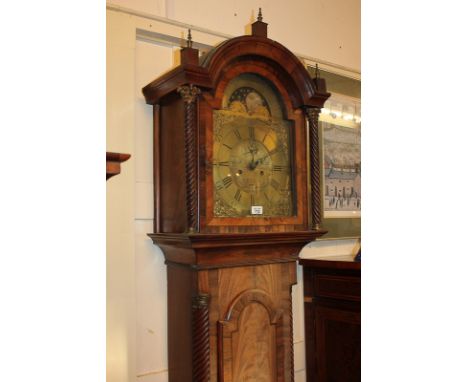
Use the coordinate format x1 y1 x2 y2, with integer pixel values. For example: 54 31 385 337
257 8 263 21
315 63 320 79
187 28 193 48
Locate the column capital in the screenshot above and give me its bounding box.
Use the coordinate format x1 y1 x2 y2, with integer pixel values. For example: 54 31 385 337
177 84 201 104
303 105 321 115
192 293 210 309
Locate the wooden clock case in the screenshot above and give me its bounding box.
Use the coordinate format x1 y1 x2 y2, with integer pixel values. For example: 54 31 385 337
143 15 330 382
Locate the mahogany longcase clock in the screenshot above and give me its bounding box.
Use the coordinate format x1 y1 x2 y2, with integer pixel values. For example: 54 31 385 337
142 12 330 382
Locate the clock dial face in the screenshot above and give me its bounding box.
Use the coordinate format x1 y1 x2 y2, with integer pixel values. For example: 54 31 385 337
212 74 294 217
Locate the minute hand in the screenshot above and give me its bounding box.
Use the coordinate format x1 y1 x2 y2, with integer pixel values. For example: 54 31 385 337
256 147 281 165
253 148 279 169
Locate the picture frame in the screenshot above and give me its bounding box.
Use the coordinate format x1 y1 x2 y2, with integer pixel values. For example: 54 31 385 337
308 67 361 239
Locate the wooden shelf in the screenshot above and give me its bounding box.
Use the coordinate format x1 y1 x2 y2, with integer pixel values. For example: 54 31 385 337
106 152 130 180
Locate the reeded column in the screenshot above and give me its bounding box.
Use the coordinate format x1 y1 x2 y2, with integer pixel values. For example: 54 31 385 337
177 84 201 233
305 107 323 230
192 293 211 382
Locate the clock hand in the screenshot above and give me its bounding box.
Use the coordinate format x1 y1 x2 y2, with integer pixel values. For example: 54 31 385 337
245 149 257 170
247 159 258 171
256 147 280 165
249 150 273 170
244 142 265 170
249 155 266 169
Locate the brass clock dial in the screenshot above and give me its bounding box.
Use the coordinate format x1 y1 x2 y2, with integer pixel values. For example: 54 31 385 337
212 74 294 217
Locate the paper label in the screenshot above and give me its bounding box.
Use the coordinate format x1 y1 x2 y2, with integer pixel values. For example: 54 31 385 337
251 206 263 215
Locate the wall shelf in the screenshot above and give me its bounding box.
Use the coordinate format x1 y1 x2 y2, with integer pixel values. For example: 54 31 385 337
106 152 130 180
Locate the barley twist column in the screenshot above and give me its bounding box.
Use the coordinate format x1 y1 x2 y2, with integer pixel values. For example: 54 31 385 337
289 296 295 382
177 84 201 233
192 294 211 382
305 107 323 230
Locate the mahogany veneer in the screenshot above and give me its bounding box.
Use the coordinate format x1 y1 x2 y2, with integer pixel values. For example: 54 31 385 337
150 232 326 382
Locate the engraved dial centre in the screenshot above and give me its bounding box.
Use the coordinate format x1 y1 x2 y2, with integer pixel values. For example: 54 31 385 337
230 139 272 193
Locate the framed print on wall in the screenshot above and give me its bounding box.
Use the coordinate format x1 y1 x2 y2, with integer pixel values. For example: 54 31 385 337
308 67 361 239
321 95 361 219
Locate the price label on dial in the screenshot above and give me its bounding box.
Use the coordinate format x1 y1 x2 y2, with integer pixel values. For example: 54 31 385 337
251 206 263 215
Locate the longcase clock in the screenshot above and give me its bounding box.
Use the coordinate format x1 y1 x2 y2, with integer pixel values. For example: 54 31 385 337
142 12 330 382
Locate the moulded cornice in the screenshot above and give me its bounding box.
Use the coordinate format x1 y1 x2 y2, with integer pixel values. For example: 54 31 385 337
149 230 327 269
142 64 212 105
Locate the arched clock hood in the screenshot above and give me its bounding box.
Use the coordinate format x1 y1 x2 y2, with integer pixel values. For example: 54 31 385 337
200 35 329 109
142 15 329 109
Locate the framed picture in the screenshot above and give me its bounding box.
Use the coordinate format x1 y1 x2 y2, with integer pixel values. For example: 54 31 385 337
321 96 361 219
308 67 361 239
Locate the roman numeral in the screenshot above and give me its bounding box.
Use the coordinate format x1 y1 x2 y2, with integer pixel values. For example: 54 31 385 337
271 179 280 192
222 176 233 188
214 161 230 166
268 147 281 156
250 194 255 205
234 189 242 202
249 126 255 140
223 143 233 150
273 165 287 172
215 181 223 191
233 129 242 141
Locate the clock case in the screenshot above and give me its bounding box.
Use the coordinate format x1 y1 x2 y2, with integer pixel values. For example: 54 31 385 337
143 16 330 382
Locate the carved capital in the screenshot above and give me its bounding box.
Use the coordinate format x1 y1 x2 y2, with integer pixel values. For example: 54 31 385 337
178 84 201 104
304 106 321 121
192 293 210 309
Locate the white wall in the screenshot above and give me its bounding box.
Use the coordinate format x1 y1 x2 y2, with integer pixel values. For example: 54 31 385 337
107 10 136 382
107 2 360 381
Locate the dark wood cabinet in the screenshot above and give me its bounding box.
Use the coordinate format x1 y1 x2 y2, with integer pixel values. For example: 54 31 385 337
300 256 361 382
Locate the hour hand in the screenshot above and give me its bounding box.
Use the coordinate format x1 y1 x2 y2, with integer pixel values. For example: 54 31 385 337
255 155 268 165
247 160 256 171
257 148 280 165
248 159 261 170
